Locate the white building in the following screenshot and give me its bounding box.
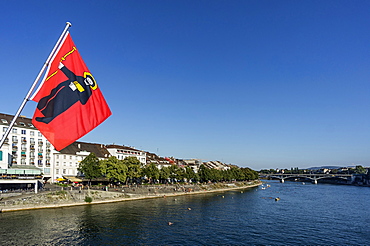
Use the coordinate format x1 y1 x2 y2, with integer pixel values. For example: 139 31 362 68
54 141 111 182
146 152 173 169
203 161 231 171
0 113 112 183
0 113 55 182
106 144 146 165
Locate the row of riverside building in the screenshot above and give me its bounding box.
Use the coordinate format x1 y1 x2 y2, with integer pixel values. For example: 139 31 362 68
0 113 231 183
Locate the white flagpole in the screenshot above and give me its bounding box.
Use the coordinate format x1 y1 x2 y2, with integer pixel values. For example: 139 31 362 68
0 22 72 149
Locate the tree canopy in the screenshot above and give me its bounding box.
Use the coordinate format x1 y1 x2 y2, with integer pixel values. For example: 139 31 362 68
78 154 259 185
78 153 102 185
101 156 128 183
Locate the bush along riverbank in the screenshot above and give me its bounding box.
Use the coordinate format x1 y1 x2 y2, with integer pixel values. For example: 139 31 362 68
0 181 261 212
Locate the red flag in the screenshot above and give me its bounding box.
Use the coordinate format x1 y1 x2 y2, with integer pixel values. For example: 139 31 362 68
31 32 111 150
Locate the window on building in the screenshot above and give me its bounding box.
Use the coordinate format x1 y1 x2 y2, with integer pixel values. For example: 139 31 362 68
44 168 50 175
19 122 26 127
21 130 26 134
12 128 17 134
56 169 59 174
38 132 42 137
63 169 66 174
2 127 7 132
30 131 34 136
56 161 59 166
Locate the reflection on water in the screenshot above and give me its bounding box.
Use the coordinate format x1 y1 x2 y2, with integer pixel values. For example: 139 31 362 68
1 183 370 245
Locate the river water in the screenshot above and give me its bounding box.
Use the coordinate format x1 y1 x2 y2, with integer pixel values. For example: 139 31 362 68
0 181 369 245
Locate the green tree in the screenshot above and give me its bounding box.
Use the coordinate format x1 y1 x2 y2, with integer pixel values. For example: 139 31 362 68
241 167 259 180
142 163 160 183
123 156 142 184
223 169 232 181
229 166 243 181
159 166 170 183
78 153 102 186
198 164 212 182
168 165 185 182
184 166 198 182
101 156 128 184
209 168 222 182
354 165 367 174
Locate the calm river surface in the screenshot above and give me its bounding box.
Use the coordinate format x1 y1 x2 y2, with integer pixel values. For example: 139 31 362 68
1 181 370 245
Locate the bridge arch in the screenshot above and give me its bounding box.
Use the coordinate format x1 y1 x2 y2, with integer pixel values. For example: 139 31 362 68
260 173 352 184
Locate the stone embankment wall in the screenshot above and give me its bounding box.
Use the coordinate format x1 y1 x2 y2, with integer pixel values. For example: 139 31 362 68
0 181 261 212
0 189 127 208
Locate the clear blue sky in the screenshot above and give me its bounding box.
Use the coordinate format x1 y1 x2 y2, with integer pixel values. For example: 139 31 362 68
0 0 369 170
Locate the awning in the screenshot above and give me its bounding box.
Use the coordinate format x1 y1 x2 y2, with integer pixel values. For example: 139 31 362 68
56 178 65 181
63 176 83 182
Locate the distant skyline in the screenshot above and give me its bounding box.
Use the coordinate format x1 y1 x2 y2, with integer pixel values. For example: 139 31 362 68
1 1 369 170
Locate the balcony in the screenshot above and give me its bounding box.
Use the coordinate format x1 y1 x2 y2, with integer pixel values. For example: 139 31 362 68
38 141 43 146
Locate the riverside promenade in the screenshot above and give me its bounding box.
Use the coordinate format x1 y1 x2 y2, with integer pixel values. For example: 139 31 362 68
0 181 261 213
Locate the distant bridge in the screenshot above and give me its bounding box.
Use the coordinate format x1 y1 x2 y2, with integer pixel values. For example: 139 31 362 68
259 173 352 184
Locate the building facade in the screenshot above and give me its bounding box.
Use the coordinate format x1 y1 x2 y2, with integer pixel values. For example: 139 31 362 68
1 113 233 184
54 141 111 181
0 113 55 182
106 144 146 165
